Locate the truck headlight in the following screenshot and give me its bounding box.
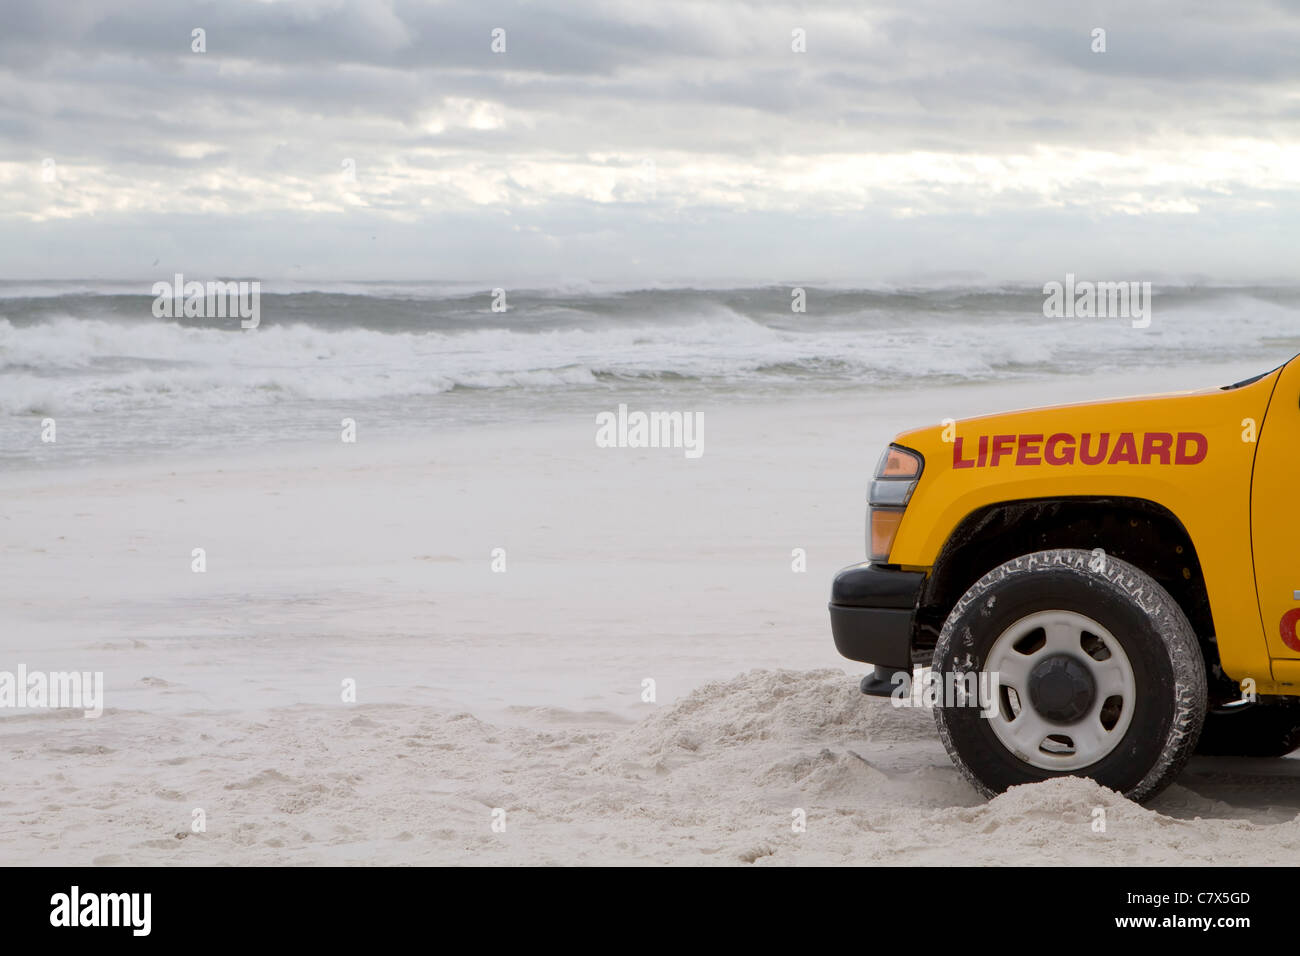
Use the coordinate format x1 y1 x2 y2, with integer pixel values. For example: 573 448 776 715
868 445 923 562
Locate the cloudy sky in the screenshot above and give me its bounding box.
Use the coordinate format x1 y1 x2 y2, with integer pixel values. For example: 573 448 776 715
2 0 1299 284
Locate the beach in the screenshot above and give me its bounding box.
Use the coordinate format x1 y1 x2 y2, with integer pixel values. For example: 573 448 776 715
6 361 1300 864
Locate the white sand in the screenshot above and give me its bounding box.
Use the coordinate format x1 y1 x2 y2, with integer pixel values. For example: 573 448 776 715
4 359 1299 865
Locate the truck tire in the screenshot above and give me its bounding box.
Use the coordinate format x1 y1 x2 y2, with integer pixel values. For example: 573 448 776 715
1195 702 1300 757
932 548 1206 803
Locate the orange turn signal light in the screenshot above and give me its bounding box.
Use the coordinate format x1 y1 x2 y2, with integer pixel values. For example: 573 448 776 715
869 508 905 563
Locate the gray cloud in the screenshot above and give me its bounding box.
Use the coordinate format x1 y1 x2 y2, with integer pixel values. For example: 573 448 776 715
1 0 1298 281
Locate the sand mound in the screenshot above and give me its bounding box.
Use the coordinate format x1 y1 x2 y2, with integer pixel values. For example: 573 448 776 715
10 668 1298 865
755 747 890 796
604 668 934 767
960 776 1136 828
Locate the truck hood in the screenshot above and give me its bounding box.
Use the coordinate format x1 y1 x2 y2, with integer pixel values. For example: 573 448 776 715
893 371 1281 474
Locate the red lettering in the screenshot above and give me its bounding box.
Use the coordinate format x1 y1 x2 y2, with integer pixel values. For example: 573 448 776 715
1079 432 1110 465
1281 609 1300 653
1175 432 1208 465
1044 433 1076 465
1142 432 1173 465
977 435 988 468
953 436 976 468
1016 434 1043 466
1108 432 1139 465
989 434 1016 467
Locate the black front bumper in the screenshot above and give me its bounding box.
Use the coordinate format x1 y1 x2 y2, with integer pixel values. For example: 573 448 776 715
829 563 925 688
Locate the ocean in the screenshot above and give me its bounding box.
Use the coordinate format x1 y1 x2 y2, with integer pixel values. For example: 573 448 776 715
2 280 1298 468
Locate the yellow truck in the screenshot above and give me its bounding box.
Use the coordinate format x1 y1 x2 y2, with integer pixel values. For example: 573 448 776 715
829 355 1300 801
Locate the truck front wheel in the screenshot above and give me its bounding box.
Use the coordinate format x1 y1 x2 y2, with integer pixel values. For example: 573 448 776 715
932 548 1206 803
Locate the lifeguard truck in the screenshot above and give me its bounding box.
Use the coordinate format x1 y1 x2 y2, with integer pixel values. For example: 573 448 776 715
829 356 1300 801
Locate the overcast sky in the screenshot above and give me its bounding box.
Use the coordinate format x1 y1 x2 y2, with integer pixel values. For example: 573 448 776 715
2 0 1299 284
